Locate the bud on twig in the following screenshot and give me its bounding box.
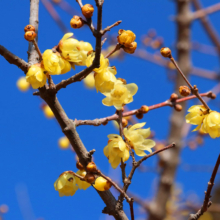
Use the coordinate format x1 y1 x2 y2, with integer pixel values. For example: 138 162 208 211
24 24 35 32
123 42 137 54
85 173 96 184
82 4 94 18
179 85 191 97
86 162 97 172
24 31 37 41
76 161 84 170
170 93 178 101
139 105 149 114
70 16 84 29
160 47 171 58
136 113 143 119
174 104 182 112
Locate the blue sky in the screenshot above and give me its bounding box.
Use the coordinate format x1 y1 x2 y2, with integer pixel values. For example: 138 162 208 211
0 0 220 219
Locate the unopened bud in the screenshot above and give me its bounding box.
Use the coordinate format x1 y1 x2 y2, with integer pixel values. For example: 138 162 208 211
82 4 94 18
85 173 96 184
179 85 191 97
123 42 137 54
207 92 216 99
76 161 84 170
24 31 37 41
122 118 128 127
160 47 171 58
139 105 149 114
136 112 143 119
24 24 35 32
70 15 84 29
102 120 108 126
117 29 136 47
86 162 97 172
170 93 178 101
174 104 182 112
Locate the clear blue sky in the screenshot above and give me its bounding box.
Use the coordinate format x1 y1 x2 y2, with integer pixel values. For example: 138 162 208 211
0 0 220 219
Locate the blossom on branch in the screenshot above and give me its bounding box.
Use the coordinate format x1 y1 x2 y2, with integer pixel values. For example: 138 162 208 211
124 122 155 156
77 41 93 66
26 64 47 89
54 171 78 197
93 177 112 191
104 134 130 169
102 80 138 110
75 170 91 190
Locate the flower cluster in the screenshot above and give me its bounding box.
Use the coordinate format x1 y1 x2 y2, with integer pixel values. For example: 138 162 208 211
104 123 155 169
186 105 220 138
26 33 93 89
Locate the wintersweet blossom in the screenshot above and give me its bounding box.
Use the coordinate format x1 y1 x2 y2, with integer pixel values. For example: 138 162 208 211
58 33 81 63
83 73 95 89
124 122 155 156
75 170 91 190
77 41 93 66
42 49 70 75
94 66 117 94
200 111 220 138
17 77 30 92
26 64 47 89
103 134 130 169
93 177 111 191
54 171 78 197
185 105 208 131
86 52 109 74
102 80 138 110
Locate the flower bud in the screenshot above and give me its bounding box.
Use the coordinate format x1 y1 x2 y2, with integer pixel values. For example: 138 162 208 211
170 93 178 101
179 85 191 97
70 15 84 29
139 105 149 114
174 104 182 112
102 120 108 126
85 173 96 184
136 113 144 119
16 77 30 92
24 31 37 41
207 92 216 99
86 162 97 172
160 47 171 58
81 4 94 18
123 42 137 54
93 177 112 191
117 30 136 47
43 105 54 119
24 24 35 32
122 118 128 127
76 161 84 170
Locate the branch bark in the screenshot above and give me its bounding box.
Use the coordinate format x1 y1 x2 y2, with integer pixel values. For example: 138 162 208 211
148 1 192 219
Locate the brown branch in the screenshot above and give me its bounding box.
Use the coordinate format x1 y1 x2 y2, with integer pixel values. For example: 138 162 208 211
105 43 122 58
75 91 213 127
192 0 220 55
191 3 220 20
188 154 220 220
0 45 29 73
148 1 192 220
68 171 85 181
101 20 122 35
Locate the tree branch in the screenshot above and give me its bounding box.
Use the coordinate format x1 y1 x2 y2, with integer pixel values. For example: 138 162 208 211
188 154 220 220
75 91 214 127
0 45 29 73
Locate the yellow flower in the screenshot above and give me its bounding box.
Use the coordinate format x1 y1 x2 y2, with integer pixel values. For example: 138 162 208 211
58 33 81 63
117 30 136 47
83 73 95 89
42 49 68 75
93 177 111 191
86 52 109 74
58 136 70 149
61 59 71 74
104 134 129 169
54 171 78 197
201 111 220 138
185 105 208 131
43 105 54 119
102 80 138 110
94 66 117 94
75 170 91 190
124 122 155 156
76 41 93 66
16 76 30 92
26 64 47 89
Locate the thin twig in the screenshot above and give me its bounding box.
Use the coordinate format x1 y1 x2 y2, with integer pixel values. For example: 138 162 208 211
75 91 214 127
33 39 42 60
68 171 85 181
105 43 122 58
101 20 122 35
169 55 210 111
188 154 220 220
